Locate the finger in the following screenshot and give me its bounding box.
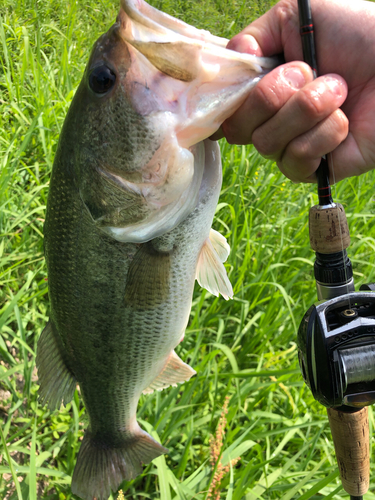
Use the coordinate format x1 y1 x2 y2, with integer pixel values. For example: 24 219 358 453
209 126 224 141
252 74 348 160
277 108 349 183
330 132 375 183
222 61 313 145
226 33 264 57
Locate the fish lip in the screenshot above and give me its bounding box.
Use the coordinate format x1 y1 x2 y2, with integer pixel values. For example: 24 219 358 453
120 0 229 48
119 0 278 73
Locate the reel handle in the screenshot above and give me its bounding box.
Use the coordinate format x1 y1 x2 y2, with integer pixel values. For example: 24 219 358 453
327 407 370 496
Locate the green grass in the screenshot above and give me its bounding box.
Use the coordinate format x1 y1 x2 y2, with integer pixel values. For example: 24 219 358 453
1 0 375 499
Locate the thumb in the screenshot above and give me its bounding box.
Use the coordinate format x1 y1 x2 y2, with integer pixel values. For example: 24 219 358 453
227 0 301 61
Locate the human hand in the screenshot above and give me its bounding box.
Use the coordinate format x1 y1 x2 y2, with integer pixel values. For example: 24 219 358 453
213 0 375 183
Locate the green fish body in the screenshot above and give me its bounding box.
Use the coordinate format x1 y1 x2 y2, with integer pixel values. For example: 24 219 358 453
36 1 277 498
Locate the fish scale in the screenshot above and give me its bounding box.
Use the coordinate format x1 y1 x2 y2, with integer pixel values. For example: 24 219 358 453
36 0 277 498
46 141 220 432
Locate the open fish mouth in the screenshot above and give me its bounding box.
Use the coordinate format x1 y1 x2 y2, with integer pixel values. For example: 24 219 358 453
83 0 278 244
119 0 276 143
121 0 230 49
118 0 278 145
120 0 276 67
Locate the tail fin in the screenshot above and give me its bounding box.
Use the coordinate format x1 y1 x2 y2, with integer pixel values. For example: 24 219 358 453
71 428 168 500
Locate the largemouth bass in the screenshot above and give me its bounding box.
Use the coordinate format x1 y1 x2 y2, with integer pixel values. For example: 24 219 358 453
36 1 277 498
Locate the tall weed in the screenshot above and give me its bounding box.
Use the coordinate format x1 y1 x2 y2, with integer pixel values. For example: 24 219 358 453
1 0 375 499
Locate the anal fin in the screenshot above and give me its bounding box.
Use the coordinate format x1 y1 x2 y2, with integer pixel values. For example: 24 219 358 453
195 228 233 300
36 321 76 410
143 351 196 394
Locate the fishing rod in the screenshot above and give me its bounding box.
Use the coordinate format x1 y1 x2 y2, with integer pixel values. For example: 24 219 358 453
296 0 375 498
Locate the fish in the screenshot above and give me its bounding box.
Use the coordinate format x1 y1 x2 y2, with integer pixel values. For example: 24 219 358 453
35 1 277 499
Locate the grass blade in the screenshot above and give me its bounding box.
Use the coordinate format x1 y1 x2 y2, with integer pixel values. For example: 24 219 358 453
0 424 24 500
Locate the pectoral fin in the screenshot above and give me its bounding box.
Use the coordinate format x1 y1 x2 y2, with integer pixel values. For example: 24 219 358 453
124 242 171 308
195 229 233 300
208 228 230 261
143 350 196 394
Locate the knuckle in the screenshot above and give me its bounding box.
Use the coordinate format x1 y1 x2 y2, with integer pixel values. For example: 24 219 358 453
221 122 249 145
285 110 349 166
276 159 302 184
320 112 349 150
296 87 327 120
284 130 308 160
275 0 297 30
252 82 285 116
252 128 277 157
225 135 240 145
287 138 310 163
281 147 319 183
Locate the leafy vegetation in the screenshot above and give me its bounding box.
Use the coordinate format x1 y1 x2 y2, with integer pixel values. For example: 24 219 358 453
1 0 375 499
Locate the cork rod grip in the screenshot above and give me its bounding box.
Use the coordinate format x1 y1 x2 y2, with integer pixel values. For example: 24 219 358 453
309 203 350 254
327 407 370 496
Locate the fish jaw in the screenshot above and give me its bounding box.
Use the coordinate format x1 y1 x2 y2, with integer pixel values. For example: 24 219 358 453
73 0 278 244
118 0 277 147
120 0 229 47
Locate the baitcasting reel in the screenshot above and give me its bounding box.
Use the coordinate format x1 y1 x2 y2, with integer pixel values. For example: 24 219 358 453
297 0 372 496
298 285 375 410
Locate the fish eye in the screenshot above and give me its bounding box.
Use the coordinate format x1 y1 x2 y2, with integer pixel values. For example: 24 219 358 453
89 65 116 94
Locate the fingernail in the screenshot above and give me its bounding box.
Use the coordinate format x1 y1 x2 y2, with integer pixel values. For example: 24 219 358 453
282 67 306 89
324 76 343 97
